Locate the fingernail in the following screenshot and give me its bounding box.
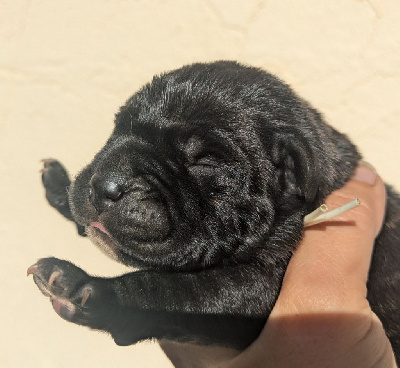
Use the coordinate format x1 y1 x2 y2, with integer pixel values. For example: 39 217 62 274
353 161 378 185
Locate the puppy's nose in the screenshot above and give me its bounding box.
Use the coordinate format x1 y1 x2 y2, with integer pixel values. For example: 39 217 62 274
89 174 123 210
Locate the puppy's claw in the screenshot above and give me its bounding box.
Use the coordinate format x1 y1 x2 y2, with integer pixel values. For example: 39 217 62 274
27 264 38 276
49 270 61 287
81 287 91 306
40 158 55 164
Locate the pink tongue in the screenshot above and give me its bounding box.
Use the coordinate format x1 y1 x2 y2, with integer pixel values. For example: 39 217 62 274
90 222 110 236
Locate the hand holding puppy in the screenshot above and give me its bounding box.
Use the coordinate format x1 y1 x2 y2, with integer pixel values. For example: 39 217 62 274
227 163 397 368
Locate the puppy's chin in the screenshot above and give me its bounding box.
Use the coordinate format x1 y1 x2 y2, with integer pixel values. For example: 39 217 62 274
85 226 121 262
86 224 174 268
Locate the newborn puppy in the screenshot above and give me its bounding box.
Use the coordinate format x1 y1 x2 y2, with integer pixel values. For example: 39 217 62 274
29 61 400 363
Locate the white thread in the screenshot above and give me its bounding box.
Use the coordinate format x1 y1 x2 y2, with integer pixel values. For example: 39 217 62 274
304 198 361 227
303 203 328 223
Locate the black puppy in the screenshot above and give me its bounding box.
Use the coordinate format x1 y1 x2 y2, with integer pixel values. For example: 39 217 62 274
29 61 400 363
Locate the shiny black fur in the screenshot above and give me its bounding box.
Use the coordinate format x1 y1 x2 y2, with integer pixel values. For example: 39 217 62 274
34 61 400 361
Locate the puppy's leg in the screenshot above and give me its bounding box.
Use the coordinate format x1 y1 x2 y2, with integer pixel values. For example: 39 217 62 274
41 159 86 236
28 257 277 349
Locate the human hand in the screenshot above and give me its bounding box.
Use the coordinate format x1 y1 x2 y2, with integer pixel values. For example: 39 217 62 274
226 163 397 368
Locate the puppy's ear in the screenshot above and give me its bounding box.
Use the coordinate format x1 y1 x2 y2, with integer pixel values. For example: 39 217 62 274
271 130 319 206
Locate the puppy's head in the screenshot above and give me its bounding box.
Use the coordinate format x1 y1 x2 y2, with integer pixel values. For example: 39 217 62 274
69 61 359 270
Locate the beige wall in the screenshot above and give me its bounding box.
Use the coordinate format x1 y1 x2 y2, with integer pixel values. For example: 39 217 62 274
1 1 399 367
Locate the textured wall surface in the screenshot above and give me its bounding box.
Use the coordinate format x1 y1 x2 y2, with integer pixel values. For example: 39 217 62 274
1 1 399 367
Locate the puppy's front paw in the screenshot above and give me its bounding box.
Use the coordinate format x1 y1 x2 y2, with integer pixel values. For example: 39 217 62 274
41 159 71 209
40 159 86 236
28 258 113 329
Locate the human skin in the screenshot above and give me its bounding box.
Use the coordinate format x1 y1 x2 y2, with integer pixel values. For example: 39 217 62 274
225 163 397 368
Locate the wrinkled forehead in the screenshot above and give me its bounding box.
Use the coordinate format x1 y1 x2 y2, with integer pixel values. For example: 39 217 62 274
112 107 252 157
105 124 245 168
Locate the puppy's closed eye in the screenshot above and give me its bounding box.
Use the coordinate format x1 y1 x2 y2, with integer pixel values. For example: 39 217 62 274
193 155 219 168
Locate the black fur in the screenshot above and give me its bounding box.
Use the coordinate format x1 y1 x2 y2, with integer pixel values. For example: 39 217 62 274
33 61 400 362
